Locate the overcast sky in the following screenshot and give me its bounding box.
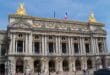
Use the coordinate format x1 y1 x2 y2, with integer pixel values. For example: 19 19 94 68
0 0 110 51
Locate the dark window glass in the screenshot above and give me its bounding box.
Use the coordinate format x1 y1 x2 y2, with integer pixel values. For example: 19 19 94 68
49 42 54 53
1 44 6 56
75 60 81 70
49 60 55 72
62 43 67 53
34 42 40 53
17 41 23 52
0 64 5 74
87 59 92 69
85 44 90 53
74 43 79 53
34 60 41 72
98 43 103 52
63 60 69 71
16 60 24 73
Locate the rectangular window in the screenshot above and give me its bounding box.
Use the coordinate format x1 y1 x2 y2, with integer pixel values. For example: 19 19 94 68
74 43 79 53
98 43 103 53
1 44 6 56
17 40 23 52
62 43 67 53
34 42 40 53
49 42 54 53
85 44 90 53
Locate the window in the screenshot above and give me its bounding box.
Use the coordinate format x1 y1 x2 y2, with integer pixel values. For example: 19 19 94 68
62 43 67 53
16 59 24 73
74 43 79 53
49 42 54 53
98 43 103 53
34 42 40 53
63 60 69 71
85 43 90 53
75 59 81 70
87 59 92 69
34 60 41 72
17 41 23 52
0 64 5 74
49 60 55 72
1 44 6 56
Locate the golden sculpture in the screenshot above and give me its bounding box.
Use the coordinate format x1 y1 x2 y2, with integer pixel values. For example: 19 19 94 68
88 12 96 22
16 3 26 15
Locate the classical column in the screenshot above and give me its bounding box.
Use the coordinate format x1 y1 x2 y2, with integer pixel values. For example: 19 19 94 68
25 34 28 54
44 35 48 55
71 37 74 55
68 37 72 55
9 34 12 54
42 35 45 55
79 37 83 54
12 34 16 54
91 38 95 54
95 38 99 54
55 36 59 55
80 37 85 54
28 33 32 54
23 41 25 53
103 38 108 53
58 36 61 55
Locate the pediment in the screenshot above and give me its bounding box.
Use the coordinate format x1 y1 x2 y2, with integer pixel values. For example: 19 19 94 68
9 19 32 29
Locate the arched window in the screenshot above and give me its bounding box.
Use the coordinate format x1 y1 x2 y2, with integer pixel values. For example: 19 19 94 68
62 60 69 71
49 60 55 72
87 59 92 69
16 59 24 73
0 64 5 74
75 59 81 70
34 60 41 72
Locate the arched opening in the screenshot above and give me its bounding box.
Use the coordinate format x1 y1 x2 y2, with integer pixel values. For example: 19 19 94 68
34 60 41 72
62 60 69 71
0 64 5 74
49 60 55 72
75 59 81 70
87 59 92 69
16 59 24 73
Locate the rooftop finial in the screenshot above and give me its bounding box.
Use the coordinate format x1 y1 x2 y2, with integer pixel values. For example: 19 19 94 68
88 12 96 22
16 3 26 15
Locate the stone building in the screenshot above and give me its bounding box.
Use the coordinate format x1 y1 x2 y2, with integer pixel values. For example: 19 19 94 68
0 3 109 75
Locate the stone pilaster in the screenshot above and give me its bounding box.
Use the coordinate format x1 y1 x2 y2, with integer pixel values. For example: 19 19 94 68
55 57 63 72
41 57 49 75
24 57 34 75
81 57 87 70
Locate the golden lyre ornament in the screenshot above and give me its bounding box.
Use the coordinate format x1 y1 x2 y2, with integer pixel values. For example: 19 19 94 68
88 12 96 22
16 3 26 15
